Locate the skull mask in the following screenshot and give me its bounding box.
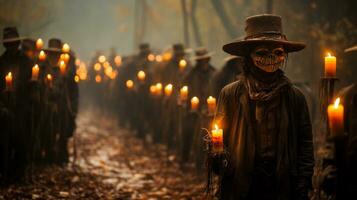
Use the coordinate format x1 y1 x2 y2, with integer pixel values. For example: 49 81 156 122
250 45 286 72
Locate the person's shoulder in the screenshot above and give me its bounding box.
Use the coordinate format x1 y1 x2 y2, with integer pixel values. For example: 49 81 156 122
221 80 243 96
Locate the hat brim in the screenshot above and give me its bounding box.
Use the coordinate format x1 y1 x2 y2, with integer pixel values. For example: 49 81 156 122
44 48 62 53
3 37 26 43
193 52 215 60
223 38 306 56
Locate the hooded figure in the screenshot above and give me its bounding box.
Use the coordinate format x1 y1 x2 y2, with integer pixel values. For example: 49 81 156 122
213 14 314 200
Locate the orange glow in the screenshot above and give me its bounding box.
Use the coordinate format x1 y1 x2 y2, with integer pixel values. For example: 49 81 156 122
164 84 173 97
155 55 163 62
114 55 122 67
328 97 344 137
31 64 40 81
95 75 102 83
137 70 146 81
324 52 336 77
36 38 43 50
94 63 101 71
147 54 155 62
39 50 46 61
5 72 13 90
98 55 106 63
126 80 134 89
62 43 70 53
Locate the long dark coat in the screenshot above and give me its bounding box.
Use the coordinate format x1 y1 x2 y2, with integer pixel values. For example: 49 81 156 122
215 78 314 200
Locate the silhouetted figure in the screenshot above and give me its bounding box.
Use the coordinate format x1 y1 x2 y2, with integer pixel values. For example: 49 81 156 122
0 27 32 181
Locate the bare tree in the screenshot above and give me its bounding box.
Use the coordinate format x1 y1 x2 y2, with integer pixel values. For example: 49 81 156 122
181 0 190 46
210 0 237 38
190 0 202 46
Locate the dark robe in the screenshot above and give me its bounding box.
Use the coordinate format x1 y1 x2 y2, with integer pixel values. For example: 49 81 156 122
214 67 314 200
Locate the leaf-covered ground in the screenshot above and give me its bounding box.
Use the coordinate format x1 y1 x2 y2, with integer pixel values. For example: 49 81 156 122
0 110 206 200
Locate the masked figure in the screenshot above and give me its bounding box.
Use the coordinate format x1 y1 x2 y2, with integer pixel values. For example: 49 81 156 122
213 14 314 200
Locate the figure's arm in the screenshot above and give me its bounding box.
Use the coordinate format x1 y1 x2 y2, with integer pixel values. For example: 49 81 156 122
211 86 229 174
296 92 314 200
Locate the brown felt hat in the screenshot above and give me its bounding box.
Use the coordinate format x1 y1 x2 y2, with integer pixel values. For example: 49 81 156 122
193 47 214 60
45 38 63 53
2 27 24 43
223 14 306 56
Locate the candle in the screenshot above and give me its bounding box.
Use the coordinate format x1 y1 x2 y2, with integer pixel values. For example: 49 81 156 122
179 59 187 71
98 55 106 63
62 43 70 53
155 83 163 96
163 52 172 61
191 96 199 111
39 50 46 62
46 74 53 87
59 60 67 75
147 54 155 62
94 63 101 71
31 64 40 81
150 85 157 95
211 124 224 153
60 53 70 64
325 53 336 77
95 75 102 83
180 86 188 101
114 55 122 67
36 38 43 50
74 75 80 83
207 96 217 114
155 55 163 62
328 97 344 137
5 72 13 91
164 84 173 97
137 70 146 82
126 80 134 89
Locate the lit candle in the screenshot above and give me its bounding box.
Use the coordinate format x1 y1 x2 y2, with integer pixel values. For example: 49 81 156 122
211 124 223 153
60 53 70 64
155 83 163 96
59 60 67 75
126 80 134 89
5 72 13 91
164 84 173 97
31 64 40 81
147 54 155 62
325 53 336 77
137 70 146 82
180 86 188 101
155 55 163 62
149 85 157 95
98 55 106 63
179 59 187 71
328 97 344 137
163 52 172 61
36 38 43 50
114 55 122 67
62 43 70 53
39 50 46 62
207 96 217 114
191 96 199 111
46 74 53 87
94 63 101 71
74 75 80 83
95 75 102 83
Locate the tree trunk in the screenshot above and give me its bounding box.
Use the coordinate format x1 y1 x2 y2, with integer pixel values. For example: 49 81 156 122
181 0 190 47
266 0 273 13
210 0 237 38
190 0 202 46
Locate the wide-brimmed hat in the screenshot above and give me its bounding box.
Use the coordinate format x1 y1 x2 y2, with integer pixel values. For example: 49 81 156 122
193 47 214 60
3 27 24 43
345 45 357 53
45 38 63 53
223 14 306 56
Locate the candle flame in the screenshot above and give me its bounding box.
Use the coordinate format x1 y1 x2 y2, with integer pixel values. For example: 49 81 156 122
47 74 52 81
327 52 331 57
7 72 12 78
334 97 341 108
214 124 219 130
36 38 43 50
